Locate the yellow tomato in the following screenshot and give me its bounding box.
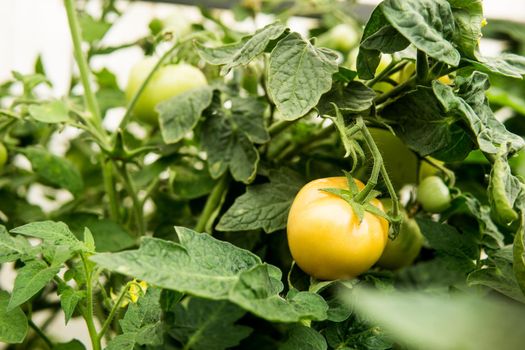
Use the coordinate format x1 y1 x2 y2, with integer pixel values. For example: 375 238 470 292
287 177 389 280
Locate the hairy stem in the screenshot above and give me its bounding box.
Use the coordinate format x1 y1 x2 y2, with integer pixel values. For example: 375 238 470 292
81 253 101 350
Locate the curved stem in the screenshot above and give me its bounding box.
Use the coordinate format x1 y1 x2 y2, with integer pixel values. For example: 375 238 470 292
195 174 229 233
28 319 53 350
354 118 381 203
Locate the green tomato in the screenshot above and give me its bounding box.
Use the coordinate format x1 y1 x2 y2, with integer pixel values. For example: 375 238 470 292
417 176 451 213
317 24 359 53
369 128 418 191
0 143 7 169
125 58 207 124
377 210 423 270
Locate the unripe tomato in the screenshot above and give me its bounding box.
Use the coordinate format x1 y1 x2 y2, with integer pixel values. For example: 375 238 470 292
287 177 389 280
317 24 359 53
369 128 418 191
125 58 207 124
0 143 7 169
376 201 423 269
417 176 451 213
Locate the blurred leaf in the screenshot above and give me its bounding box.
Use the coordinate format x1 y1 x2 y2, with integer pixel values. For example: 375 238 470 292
28 100 70 123
22 147 84 196
0 291 27 344
79 14 111 43
356 6 387 79
53 339 86 350
466 54 525 78
345 288 525 350
279 325 327 350
170 158 216 200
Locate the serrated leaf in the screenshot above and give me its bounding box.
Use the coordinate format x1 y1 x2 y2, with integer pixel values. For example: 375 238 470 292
201 112 259 184
168 298 252 350
28 100 70 123
381 87 474 161
231 96 270 144
195 22 286 70
158 86 213 144
58 285 84 324
381 0 460 66
447 0 483 59
11 221 84 251
356 6 388 79
0 291 27 344
8 260 60 310
0 225 34 263
91 227 328 323
22 147 83 196
217 169 304 233
466 54 525 79
513 211 525 298
268 33 339 120
279 325 327 350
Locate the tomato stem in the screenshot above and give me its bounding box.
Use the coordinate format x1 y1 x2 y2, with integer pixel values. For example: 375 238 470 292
97 281 131 341
416 50 429 83
80 253 101 350
195 174 230 233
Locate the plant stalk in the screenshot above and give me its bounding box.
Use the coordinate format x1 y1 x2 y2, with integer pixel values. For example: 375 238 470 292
195 174 229 233
81 253 101 350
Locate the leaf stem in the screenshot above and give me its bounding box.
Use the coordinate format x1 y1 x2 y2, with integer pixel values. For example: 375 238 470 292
102 158 120 222
354 118 381 204
116 162 145 237
195 174 229 233
416 50 429 83
97 282 131 341
374 76 416 105
80 253 101 350
28 319 53 350
268 119 296 137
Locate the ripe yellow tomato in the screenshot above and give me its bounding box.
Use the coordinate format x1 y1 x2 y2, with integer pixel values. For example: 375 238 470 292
287 177 389 280
125 58 207 124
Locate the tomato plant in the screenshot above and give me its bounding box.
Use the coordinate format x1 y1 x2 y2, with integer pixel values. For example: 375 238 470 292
1 0 525 349
287 177 389 280
0 142 7 169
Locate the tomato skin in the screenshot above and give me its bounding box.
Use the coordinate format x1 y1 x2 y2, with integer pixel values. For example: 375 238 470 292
287 177 389 280
125 58 207 124
0 143 7 169
417 176 451 213
376 212 423 270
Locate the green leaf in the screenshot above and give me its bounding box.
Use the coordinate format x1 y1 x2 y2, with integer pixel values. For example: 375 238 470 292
279 325 327 350
466 54 525 78
195 22 286 70
317 81 376 116
346 288 525 350
28 100 70 123
468 247 525 303
217 169 304 233
8 260 61 310
356 6 388 79
447 0 483 59
171 158 216 200
433 72 525 155
513 212 525 298
416 217 478 261
360 25 410 54
488 156 521 225
167 298 252 350
0 291 27 344
380 0 460 66
230 96 270 144
57 285 84 324
268 32 339 120
107 288 163 350
381 87 474 161
11 221 84 252
91 227 328 323
79 14 111 43
53 339 86 350
0 225 34 263
158 86 213 144
62 213 135 252
22 147 84 196
201 111 259 184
